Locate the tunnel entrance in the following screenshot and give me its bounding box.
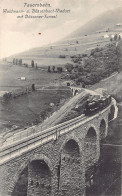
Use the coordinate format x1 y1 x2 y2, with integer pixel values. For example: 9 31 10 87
27 160 51 196
84 127 97 170
100 119 106 140
60 139 83 196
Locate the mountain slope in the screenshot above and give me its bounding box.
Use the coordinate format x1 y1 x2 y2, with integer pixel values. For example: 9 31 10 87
8 7 122 66
67 7 122 38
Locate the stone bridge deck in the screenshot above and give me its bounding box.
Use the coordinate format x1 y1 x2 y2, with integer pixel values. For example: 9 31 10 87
0 104 110 166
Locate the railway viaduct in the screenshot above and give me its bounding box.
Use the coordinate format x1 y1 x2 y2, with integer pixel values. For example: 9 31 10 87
0 97 116 196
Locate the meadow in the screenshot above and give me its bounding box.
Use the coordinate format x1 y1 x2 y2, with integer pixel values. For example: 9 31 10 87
0 85 72 132
0 62 72 132
0 62 60 91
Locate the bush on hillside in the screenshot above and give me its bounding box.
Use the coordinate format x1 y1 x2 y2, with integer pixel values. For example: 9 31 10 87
3 92 12 101
65 63 74 72
59 55 66 58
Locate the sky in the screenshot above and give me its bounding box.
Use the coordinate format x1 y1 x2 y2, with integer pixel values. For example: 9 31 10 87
0 0 122 58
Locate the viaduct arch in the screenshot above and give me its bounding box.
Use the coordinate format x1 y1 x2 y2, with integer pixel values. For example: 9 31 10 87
10 154 54 196
99 119 107 140
108 105 115 121
84 126 97 169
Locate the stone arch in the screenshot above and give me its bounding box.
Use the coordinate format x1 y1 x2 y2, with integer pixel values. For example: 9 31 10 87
108 112 111 121
29 154 53 172
84 127 97 190
10 154 53 196
63 139 80 155
9 162 28 196
59 135 81 154
84 127 97 170
99 119 106 140
59 137 83 196
84 124 98 139
85 126 97 138
28 160 52 196
108 105 115 121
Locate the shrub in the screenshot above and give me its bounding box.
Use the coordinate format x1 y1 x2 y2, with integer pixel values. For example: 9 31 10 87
32 84 35 91
110 38 113 42
57 67 63 73
114 34 118 41
13 58 15 65
70 73 78 80
31 60 34 67
78 65 83 72
65 63 74 72
59 55 66 58
3 92 12 101
48 66 51 72
70 55 76 58
82 54 87 57
118 35 121 40
52 66 55 72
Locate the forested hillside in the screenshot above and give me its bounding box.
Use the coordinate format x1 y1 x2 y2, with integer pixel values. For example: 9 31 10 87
63 41 121 85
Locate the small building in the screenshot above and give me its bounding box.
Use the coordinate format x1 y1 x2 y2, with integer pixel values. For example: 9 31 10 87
103 34 109 38
18 77 26 81
21 77 26 80
116 23 122 27
111 34 114 38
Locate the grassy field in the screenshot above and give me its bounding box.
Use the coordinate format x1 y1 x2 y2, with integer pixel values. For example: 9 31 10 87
0 62 61 91
0 86 72 132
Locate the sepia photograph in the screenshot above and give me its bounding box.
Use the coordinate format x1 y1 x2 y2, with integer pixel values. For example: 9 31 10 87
0 0 122 196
